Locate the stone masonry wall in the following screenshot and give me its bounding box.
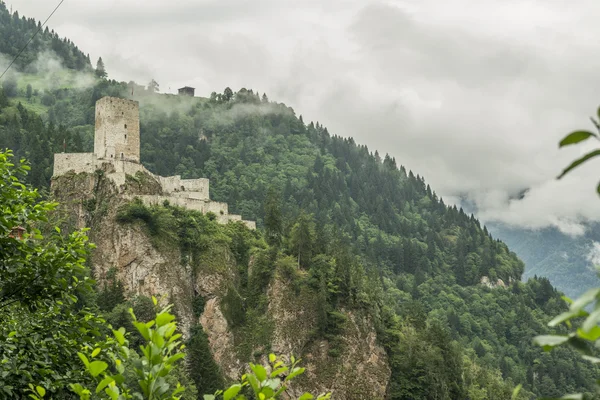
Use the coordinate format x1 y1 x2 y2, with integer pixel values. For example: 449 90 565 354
157 176 209 200
53 153 96 176
54 96 254 229
94 97 140 162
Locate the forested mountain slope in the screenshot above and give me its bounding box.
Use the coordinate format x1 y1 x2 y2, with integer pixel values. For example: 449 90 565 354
0 5 599 399
0 1 90 71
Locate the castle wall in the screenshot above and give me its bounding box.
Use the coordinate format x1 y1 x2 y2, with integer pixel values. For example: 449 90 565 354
111 160 146 175
95 97 140 162
158 176 209 200
53 153 96 176
243 221 257 230
205 201 228 216
53 96 254 229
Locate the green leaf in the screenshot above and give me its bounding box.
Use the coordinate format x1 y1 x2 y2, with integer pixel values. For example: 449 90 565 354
96 376 114 394
113 329 125 345
35 386 45 398
260 386 274 398
250 364 267 382
571 288 600 311
548 309 586 327
247 374 260 393
558 150 600 179
270 367 288 378
533 335 569 351
269 353 276 363
567 336 592 355
88 360 108 377
133 321 151 341
77 352 90 367
91 348 101 358
224 384 242 400
577 326 600 341
285 367 305 381
203 396 216 400
582 355 600 364
105 386 119 400
156 312 176 327
299 394 314 400
165 352 185 365
559 131 596 147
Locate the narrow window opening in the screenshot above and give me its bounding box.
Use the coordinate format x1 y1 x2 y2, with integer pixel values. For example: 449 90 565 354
121 153 124 160
125 134 127 140
124 124 127 129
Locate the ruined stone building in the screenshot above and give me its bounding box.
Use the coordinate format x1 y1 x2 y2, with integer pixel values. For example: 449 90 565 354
178 86 195 97
52 96 255 229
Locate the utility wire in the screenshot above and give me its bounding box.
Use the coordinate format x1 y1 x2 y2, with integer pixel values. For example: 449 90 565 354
0 0 65 81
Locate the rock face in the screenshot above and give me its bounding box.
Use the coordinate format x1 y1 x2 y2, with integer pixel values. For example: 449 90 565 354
51 170 390 399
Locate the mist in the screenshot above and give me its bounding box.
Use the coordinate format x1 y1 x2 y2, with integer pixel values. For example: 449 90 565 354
13 0 600 235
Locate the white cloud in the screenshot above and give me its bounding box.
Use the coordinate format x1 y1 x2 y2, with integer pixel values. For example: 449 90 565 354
587 242 600 267
11 0 600 234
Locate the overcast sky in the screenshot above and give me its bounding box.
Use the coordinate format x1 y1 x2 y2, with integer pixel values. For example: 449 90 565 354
13 0 600 235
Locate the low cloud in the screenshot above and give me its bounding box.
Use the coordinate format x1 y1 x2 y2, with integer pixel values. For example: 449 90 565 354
13 0 600 235
587 242 600 268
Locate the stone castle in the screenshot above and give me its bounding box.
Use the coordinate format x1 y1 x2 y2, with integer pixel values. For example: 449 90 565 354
53 96 255 229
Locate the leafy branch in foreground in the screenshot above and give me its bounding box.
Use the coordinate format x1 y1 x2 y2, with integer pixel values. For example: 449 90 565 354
556 108 600 183
70 297 186 400
204 353 331 400
532 108 600 400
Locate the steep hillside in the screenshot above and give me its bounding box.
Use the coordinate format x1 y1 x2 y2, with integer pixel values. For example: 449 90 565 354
1 6 600 398
50 166 391 399
13 83 594 398
0 2 90 71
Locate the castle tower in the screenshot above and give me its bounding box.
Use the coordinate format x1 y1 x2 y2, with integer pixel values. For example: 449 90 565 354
94 97 140 162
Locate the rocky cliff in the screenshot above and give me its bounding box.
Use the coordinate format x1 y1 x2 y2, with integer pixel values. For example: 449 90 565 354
51 166 390 399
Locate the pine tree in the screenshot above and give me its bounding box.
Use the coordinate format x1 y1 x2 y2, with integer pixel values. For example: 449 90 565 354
147 79 159 93
264 186 283 247
95 57 107 79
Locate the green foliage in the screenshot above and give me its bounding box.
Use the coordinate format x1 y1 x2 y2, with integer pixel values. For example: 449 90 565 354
289 212 315 269
186 324 224 396
0 149 107 397
97 267 125 312
531 110 600 400
204 353 331 400
221 285 246 328
0 4 90 71
264 186 283 247
71 298 188 400
2 73 18 97
96 57 107 79
2 70 594 397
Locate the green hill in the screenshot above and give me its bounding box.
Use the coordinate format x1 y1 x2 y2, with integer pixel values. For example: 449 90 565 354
0 1 91 71
0 6 599 399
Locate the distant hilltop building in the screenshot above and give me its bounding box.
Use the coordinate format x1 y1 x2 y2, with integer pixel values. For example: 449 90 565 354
52 96 255 229
178 86 195 97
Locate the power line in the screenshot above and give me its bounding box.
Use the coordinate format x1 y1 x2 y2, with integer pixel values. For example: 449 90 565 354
0 0 65 81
